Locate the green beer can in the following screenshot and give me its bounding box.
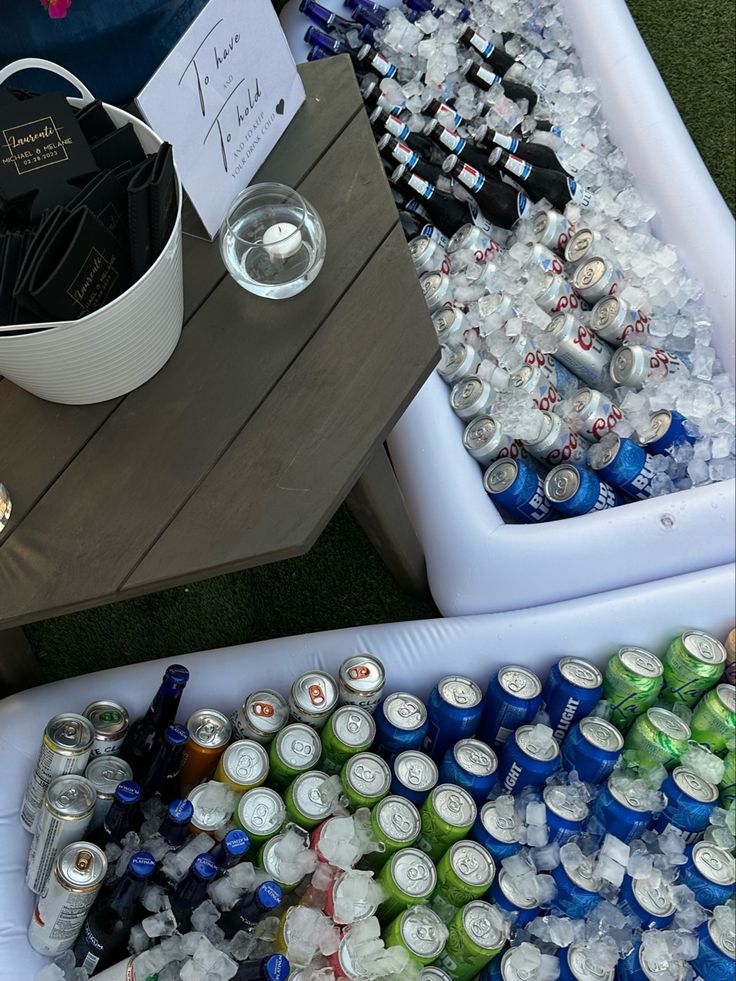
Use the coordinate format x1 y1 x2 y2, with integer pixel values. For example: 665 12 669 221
661 630 727 707
320 706 375 775
436 900 508 981
376 847 437 923
623 707 691 769
690 684 736 755
284 770 337 830
383 905 448 966
233 786 286 847
365 795 422 870
268 723 322 791
434 840 495 910
420 969 453 981
603 647 664 731
720 749 736 808
341 752 391 810
416 785 477 862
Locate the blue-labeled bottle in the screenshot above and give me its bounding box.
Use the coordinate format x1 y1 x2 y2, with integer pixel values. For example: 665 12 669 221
234 954 291 981
300 0 361 34
141 723 188 800
210 829 251 873
88 780 142 849
170 853 219 932
219 881 284 939
121 664 190 778
159 798 194 848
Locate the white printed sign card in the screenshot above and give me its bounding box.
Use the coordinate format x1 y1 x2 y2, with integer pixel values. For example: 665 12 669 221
136 0 305 238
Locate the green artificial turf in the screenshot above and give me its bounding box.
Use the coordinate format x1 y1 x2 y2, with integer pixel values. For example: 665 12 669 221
21 0 735 685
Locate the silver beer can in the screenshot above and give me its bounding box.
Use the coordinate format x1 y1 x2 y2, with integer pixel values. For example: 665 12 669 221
409 235 450 278
450 376 494 421
235 786 286 844
82 701 130 758
84 755 133 829
545 312 614 389
463 415 524 466
230 689 289 744
562 387 624 442
535 270 582 315
437 343 480 386
433 306 468 348
338 654 386 713
27 775 97 894
572 256 624 305
609 345 690 390
510 364 561 414
564 227 604 268
523 410 589 466
421 271 455 313
448 223 501 265
289 671 339 730
531 209 575 255
590 295 650 347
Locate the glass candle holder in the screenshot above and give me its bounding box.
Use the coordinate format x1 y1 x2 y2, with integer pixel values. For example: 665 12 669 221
0 482 11 535
220 183 326 300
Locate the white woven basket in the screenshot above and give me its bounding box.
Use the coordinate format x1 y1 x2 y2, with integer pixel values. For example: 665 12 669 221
0 59 184 405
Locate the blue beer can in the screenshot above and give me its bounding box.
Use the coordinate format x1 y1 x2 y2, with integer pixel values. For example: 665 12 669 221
472 799 523 861
589 434 656 500
590 777 653 844
487 869 539 926
652 767 719 842
497 725 561 794
390 750 438 807
478 665 543 751
543 785 588 845
544 463 621 516
543 657 603 744
558 942 616 981
617 939 686 981
640 409 697 456
439 738 498 802
550 851 602 918
423 675 485 761
693 913 736 981
617 873 676 929
483 458 552 523
678 841 736 909
373 692 429 761
561 717 623 784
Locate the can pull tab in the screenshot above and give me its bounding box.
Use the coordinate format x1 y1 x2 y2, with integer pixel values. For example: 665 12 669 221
348 665 371 680
75 850 93 873
309 684 326 707
253 701 275 718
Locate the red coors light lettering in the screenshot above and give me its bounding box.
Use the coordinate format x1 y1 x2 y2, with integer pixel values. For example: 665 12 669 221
574 325 594 350
535 384 559 413
551 257 565 276
525 350 546 369
591 404 623 439
547 431 578 465
555 293 579 312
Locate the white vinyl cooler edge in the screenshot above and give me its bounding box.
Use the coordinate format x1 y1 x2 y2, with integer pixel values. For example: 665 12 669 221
1 563 735 979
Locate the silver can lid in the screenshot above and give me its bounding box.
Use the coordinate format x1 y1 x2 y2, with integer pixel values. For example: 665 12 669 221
237 787 285 836
498 665 542 701
433 307 463 340
46 775 96 818
461 901 507 951
186 709 232 750
331 706 375 749
187 783 233 830
394 751 438 792
420 968 453 981
57 842 107 890
591 296 623 330
345 753 391 798
339 654 386 696
430 784 477 828
291 671 339 716
510 364 536 389
638 946 686 981
567 942 615 981
399 906 446 958
708 913 736 958
532 212 550 235
374 795 421 843
681 629 727 665
714 683 736 714
464 415 498 451
579 717 623 752
561 852 601 892
243 690 289 735
646 707 691 740
451 376 489 414
631 875 676 917
276 724 321 770
453 739 497 777
608 779 655 813
484 459 519 495
573 256 607 290
559 657 603 689
383 692 427 731
449 840 495 888
332 870 379 922
516 725 560 762
437 676 483 709
543 785 589 823
618 647 663 678
565 228 595 265
497 868 537 909
84 756 133 797
479 800 522 843
547 312 574 336
421 271 448 301
571 388 595 414
262 830 310 885
692 842 736 886
641 409 673 445
592 433 621 469
390 847 437 898
410 236 435 262
222 740 270 786
448 224 481 253
610 345 642 385
438 343 474 380
671 767 719 803
544 464 580 502
45 714 95 754
83 701 129 738
292 771 334 820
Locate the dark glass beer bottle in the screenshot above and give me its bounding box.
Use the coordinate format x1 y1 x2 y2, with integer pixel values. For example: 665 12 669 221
234 955 291 981
489 147 591 211
141 723 188 801
442 154 528 230
209 828 251 874
170 853 219 932
391 166 469 237
120 664 189 778
88 781 141 849
219 881 284 939
459 26 516 76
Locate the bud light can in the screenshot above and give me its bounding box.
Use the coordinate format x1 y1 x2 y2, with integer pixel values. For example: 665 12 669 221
558 942 616 981
591 776 654 843
497 725 561 794
487 869 539 926
617 939 685 981
693 913 736 981
391 750 439 807
423 676 484 761
543 785 588 845
472 799 523 861
439 738 498 802
374 693 429 761
617 873 676 929
652 767 719 842
551 850 602 918
478 666 543 751
588 433 657 500
640 409 696 456
544 463 621 516
543 657 604 743
483 458 552 523
679 842 736 909
560 717 623 783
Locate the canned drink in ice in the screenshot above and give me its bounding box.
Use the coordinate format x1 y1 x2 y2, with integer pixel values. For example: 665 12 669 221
28 842 107 956
338 654 386 713
284 770 336 830
690 684 736 754
693 912 736 981
366 796 422 869
720 749 736 809
410 235 451 277
434 840 495 909
589 433 657 500
234 787 286 847
436 900 508 981
531 209 575 255
214 739 270 793
523 410 588 467
542 785 588 845
438 739 498 802
616 939 686 981
590 295 649 346
27 775 97 894
423 676 485 761
416 784 477 861
660 629 727 707
559 942 617 981
572 256 624 304
376 847 437 922
21 714 96 835
382 906 447 966
289 671 339 730
563 387 624 442
434 307 469 348
624 706 691 769
324 869 379 925
724 628 736 685
497 725 561 793
509 364 561 413
450 376 494 421
543 657 604 743
478 665 543 751
320 706 375 775
531 350 579 398
421 271 456 313
544 463 621 516
187 782 233 837
84 756 133 829
535 270 581 315
82 702 129 759
341 752 392 809
374 692 429 761
258 827 312 893
679 842 736 909
639 409 696 456
487 868 539 926
526 242 566 278
591 776 654 843
545 312 613 389
652 767 719 842
230 689 289 744
472 799 523 860
603 647 664 731
483 458 552 524
269 724 322 791
550 848 602 918
463 415 525 467
564 227 606 268
560 717 623 784
616 872 675 930
179 709 232 795
448 223 501 265
437 343 481 385
391 750 438 806
609 345 690 390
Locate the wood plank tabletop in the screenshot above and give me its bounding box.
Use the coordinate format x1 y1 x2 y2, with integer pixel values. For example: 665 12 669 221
0 56 438 632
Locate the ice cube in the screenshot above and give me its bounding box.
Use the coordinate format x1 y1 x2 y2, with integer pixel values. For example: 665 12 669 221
161 832 215 885
142 881 169 913
190 899 221 935
35 967 65 981
142 907 178 939
595 852 626 888
533 842 561 871
681 745 726 785
225 929 257 962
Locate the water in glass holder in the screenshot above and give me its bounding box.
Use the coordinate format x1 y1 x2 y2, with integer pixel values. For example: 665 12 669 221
0 482 11 535
220 183 326 300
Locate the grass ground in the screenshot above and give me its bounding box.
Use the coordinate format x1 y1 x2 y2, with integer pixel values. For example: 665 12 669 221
23 0 735 684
